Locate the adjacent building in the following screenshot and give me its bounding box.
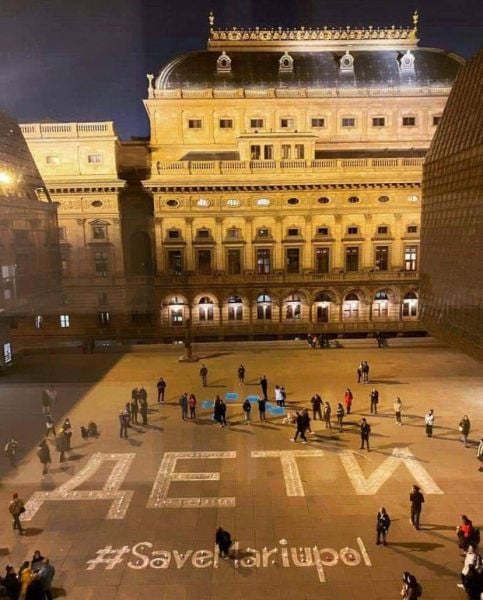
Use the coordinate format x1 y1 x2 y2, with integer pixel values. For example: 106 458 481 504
19 13 465 343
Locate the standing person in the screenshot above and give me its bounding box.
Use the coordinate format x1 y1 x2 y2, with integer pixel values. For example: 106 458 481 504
8 493 25 535
357 362 363 384
62 418 73 450
18 561 32 599
124 402 132 427
394 397 403 426
219 398 227 427
292 411 308 443
42 385 57 416
242 398 251 424
36 440 51 476
274 385 283 407
401 572 421 599
424 409 435 438
38 558 55 600
362 361 370 384
238 365 245 385
280 386 287 407
458 415 471 447
343 388 353 415
376 507 391 546
478 438 483 472
3 565 20 599
336 403 345 433
215 527 232 559
188 394 197 420
457 515 476 550
260 376 268 401
156 377 166 403
258 396 266 422
4 439 19 467
359 418 371 451
179 393 188 421
458 545 481 591
131 387 139 404
130 395 139 425
409 484 425 530
369 388 379 414
311 394 323 421
302 408 313 435
213 395 222 426
200 364 208 387
139 397 148 426
323 401 332 429
55 428 69 462
44 415 56 438
138 386 148 405
119 410 129 439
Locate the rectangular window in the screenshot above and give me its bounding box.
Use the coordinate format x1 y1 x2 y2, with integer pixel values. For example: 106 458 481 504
197 249 212 275
167 250 183 275
281 144 291 160
219 118 233 129
132 311 153 325
372 117 386 127
342 117 355 127
345 247 359 272
60 314 70 328
87 154 103 164
92 225 106 240
228 304 243 321
227 249 242 275
34 315 43 329
432 115 442 126
402 116 416 127
188 119 202 129
168 229 180 239
58 227 66 241
347 226 359 235
280 118 295 129
46 155 60 164
98 311 110 327
377 226 389 235
315 247 330 274
375 246 389 271
94 251 109 277
98 292 108 306
407 225 418 234
287 228 299 237
311 117 325 128
250 145 261 160
197 229 210 239
227 228 240 239
257 228 270 238
256 248 271 274
317 227 329 236
250 118 264 129
263 145 274 160
405 246 418 271
286 248 300 273
294 144 305 159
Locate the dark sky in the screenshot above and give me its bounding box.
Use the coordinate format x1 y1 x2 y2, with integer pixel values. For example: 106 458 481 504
0 0 481 139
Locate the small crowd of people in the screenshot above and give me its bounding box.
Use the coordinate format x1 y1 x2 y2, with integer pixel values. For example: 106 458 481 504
0 551 55 600
119 386 149 438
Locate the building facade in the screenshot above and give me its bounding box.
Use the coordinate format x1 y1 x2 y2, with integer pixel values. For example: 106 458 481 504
421 49 483 360
19 13 465 343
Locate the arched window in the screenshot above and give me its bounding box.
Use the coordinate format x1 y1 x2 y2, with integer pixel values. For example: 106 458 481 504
167 296 187 327
373 290 389 318
257 293 272 321
227 295 243 321
198 296 214 322
343 292 360 319
403 291 418 317
285 294 301 320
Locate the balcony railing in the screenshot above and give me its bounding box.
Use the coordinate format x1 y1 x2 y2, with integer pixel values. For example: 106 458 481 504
20 122 116 139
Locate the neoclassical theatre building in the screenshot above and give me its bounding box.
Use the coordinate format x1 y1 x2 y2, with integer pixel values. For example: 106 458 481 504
20 13 465 343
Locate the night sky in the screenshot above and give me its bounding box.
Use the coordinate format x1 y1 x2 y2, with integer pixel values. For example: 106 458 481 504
0 0 481 139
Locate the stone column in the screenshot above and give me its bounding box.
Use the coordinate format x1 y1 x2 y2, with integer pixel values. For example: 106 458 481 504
274 216 283 270
154 217 164 274
185 217 194 271
245 217 253 271
333 214 343 270
304 215 312 270
215 217 224 272
392 212 403 270
363 213 373 269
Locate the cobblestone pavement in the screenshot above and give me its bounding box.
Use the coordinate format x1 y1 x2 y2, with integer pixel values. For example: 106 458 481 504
0 340 481 599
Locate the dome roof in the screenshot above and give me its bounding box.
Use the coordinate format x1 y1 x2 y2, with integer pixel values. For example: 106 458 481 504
155 48 464 90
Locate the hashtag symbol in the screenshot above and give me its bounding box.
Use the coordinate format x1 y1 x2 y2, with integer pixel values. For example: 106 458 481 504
86 545 131 570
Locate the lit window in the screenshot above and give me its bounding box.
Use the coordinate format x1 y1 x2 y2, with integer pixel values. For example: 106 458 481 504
280 118 295 129
60 314 70 328
347 226 359 235
196 198 210 207
226 198 240 207
94 251 109 277
405 246 418 271
408 194 419 203
92 225 106 239
377 226 389 235
34 315 43 329
219 118 233 129
250 118 264 129
287 228 300 236
372 117 386 127
342 117 355 127
402 116 416 127
98 311 110 327
256 198 270 207
287 197 299 205
311 117 325 128
432 115 442 126
87 154 103 164
318 197 330 205
166 199 179 207
46 155 60 164
378 195 390 203
188 119 202 129
257 228 270 238
348 196 360 204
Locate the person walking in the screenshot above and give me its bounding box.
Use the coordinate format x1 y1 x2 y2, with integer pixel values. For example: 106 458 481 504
424 409 435 438
62 418 73 450
44 415 56 438
179 393 188 421
478 438 483 472
323 401 332 429
394 397 403 426
376 507 391 545
4 439 19 467
188 394 197 420
258 397 266 422
292 411 308 443
119 410 129 439
311 394 323 421
156 377 166 403
215 527 232 559
36 440 51 476
302 408 313 435
56 428 69 462
242 398 251 424
41 385 57 416
219 398 227 427
369 388 379 414
359 418 371 451
458 545 482 591
336 403 345 433
401 572 422 599
459 415 471 447
200 364 208 387
260 376 268 401
238 365 245 385
130 395 139 424
38 558 55 600
343 388 353 415
409 484 425 530
8 493 25 535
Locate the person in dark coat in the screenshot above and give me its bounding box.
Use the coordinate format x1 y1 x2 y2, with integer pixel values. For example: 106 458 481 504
401 572 421 600
302 409 312 435
459 415 471 447
31 551 45 572
38 559 55 600
62 418 73 450
242 398 251 424
336 403 345 433
311 394 323 420
188 394 197 420
292 411 308 443
219 398 227 427
409 485 425 530
260 376 268 401
179 393 188 421
215 527 232 558
36 440 51 476
3 564 20 600
119 410 129 439
156 377 166 403
200 364 208 387
258 397 266 422
369 389 379 414
56 429 69 462
359 418 371 451
376 507 391 545
139 398 148 425
323 402 332 429
238 365 245 385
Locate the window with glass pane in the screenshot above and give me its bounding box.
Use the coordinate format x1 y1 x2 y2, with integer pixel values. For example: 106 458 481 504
227 249 242 275
375 246 389 271
345 247 359 272
219 119 233 128
92 225 106 240
280 118 294 128
60 314 70 328
94 251 108 277
197 250 212 274
257 228 270 238
264 145 274 160
256 249 271 274
405 246 418 271
311 117 325 128
34 315 43 329
98 311 110 327
250 118 264 129
228 296 243 321
315 247 330 274
281 144 291 160
198 297 214 322
294 144 305 159
250 145 261 160
402 116 416 127
342 117 355 127
372 117 385 127
188 119 202 129
256 294 272 320
167 250 183 275
286 248 300 273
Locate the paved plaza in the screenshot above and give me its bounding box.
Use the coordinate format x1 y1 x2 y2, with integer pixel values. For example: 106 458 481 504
0 339 481 599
